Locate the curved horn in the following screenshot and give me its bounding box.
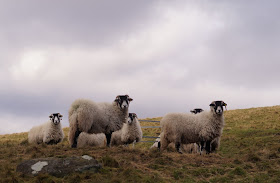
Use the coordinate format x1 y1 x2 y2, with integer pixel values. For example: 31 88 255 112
222 101 227 110
209 101 215 106
115 95 120 102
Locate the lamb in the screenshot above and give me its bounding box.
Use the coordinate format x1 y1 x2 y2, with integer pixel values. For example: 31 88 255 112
160 101 227 154
77 132 106 148
28 113 64 145
68 95 133 148
111 113 142 147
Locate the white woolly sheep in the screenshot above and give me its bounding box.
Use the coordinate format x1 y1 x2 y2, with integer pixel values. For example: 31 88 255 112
28 113 64 145
111 113 142 147
151 108 204 153
77 132 106 148
68 95 133 148
190 108 220 154
160 101 227 154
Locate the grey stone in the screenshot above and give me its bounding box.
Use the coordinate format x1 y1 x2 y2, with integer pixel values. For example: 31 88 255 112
16 156 101 177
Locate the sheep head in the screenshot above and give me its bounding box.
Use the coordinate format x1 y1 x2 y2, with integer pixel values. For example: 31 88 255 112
209 101 227 115
114 95 133 109
49 113 63 125
128 113 137 125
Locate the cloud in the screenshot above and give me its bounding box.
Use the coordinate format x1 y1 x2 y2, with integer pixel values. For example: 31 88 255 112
1 1 280 134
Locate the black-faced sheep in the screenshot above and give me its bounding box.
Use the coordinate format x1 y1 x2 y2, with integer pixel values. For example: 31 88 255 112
68 95 133 148
152 108 204 153
28 113 64 145
160 101 227 154
111 113 142 147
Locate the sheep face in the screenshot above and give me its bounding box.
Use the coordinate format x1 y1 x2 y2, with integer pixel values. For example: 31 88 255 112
115 95 133 109
128 113 137 125
49 113 63 125
190 108 204 114
209 101 227 115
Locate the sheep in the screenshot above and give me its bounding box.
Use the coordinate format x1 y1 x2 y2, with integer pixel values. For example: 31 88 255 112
160 101 227 154
68 95 133 148
28 113 64 145
77 132 106 148
190 108 220 154
151 108 205 153
111 113 142 147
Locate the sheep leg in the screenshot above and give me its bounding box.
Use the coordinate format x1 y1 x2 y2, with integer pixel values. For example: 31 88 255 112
205 141 211 154
72 130 81 148
158 141 161 150
175 142 183 154
159 139 169 151
196 142 201 154
105 133 112 147
200 141 205 155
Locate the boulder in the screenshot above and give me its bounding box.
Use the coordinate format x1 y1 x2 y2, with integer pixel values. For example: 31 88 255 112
16 155 101 177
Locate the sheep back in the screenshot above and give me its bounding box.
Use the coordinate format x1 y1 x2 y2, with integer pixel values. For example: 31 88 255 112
69 99 127 134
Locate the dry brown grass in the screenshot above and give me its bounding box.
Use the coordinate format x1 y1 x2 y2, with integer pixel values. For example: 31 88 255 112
0 106 280 182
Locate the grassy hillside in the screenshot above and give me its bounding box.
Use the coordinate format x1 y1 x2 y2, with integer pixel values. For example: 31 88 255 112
0 106 280 182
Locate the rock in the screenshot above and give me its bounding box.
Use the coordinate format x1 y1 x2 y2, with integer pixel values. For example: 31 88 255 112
16 156 101 177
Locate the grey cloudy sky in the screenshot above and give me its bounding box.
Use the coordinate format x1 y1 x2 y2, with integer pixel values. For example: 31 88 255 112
1 0 280 134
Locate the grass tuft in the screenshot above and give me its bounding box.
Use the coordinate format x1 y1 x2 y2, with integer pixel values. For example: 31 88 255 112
101 155 120 168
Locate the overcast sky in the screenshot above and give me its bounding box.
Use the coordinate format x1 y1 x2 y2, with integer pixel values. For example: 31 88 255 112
1 0 280 134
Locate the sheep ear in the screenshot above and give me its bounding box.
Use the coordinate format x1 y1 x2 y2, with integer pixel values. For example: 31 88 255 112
128 97 133 101
209 103 215 106
190 110 195 113
59 114 63 118
49 115 53 118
